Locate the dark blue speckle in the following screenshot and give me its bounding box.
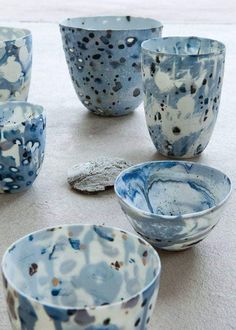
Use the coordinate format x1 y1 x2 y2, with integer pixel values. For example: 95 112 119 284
51 289 61 296
41 248 47 254
68 238 80 250
93 226 114 241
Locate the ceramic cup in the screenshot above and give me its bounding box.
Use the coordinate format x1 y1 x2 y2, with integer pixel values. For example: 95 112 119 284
0 102 46 193
1 224 161 329
0 27 32 101
141 36 225 158
60 16 163 116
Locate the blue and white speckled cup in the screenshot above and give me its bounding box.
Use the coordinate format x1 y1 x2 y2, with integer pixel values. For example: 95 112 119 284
60 16 163 116
0 102 46 193
2 224 161 329
0 27 32 101
141 36 226 158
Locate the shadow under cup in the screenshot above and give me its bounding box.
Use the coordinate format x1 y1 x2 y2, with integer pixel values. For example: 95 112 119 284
141 36 226 158
60 16 162 116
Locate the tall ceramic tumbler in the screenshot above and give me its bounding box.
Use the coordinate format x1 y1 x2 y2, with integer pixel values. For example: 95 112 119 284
141 37 226 158
60 16 162 116
0 27 32 101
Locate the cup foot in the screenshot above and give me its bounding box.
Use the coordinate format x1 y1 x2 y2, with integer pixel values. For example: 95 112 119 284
86 107 136 117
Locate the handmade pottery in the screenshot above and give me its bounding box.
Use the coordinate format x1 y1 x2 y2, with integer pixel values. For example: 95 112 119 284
0 102 46 193
60 16 162 116
141 36 225 158
0 27 32 101
2 224 161 329
115 161 231 251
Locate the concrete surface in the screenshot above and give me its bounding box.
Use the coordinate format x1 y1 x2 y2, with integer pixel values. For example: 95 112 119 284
0 1 236 329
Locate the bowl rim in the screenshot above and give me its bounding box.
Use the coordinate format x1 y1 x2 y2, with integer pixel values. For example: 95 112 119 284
141 36 226 57
114 160 232 220
0 26 31 43
1 223 161 311
59 15 163 32
0 101 45 129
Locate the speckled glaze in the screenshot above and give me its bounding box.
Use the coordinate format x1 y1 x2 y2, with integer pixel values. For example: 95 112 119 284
60 16 162 116
0 102 46 193
0 27 32 101
141 37 225 158
1 224 161 330
115 161 231 251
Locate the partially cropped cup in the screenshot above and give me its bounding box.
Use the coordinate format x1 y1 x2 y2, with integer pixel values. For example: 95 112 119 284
0 102 46 193
60 16 163 116
1 224 161 329
141 36 225 158
0 27 32 101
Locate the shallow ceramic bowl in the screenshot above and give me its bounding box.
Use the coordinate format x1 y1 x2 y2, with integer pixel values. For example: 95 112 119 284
2 224 161 329
0 26 32 101
60 16 162 116
0 102 46 193
115 161 231 251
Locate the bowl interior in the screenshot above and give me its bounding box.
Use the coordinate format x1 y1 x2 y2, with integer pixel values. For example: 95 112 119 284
0 26 30 42
142 36 225 56
60 16 162 31
2 225 160 309
115 161 231 217
0 102 44 126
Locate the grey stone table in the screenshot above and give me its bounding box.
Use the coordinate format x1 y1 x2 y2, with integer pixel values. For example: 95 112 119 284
0 2 236 329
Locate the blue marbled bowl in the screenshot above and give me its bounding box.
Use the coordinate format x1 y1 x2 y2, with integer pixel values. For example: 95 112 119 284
115 161 231 251
2 224 161 329
141 36 225 158
0 102 46 193
60 16 162 116
0 26 32 101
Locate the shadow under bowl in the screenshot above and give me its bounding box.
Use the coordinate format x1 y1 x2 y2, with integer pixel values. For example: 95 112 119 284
0 101 46 193
1 224 161 329
115 160 231 251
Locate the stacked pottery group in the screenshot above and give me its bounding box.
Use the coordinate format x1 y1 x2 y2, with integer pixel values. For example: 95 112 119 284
0 16 232 330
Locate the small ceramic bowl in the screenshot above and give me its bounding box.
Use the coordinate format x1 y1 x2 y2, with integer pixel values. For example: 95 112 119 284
60 16 162 116
115 161 231 251
0 26 32 101
0 102 46 193
1 224 161 329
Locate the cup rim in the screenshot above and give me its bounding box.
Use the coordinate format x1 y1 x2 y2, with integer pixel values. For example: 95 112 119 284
0 101 45 129
59 15 163 32
141 36 226 57
1 223 161 311
0 26 31 43
114 160 232 220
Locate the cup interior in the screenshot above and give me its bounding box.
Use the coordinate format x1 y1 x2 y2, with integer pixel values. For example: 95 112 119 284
115 161 231 217
0 102 44 127
142 36 225 56
60 16 162 31
0 26 31 42
2 225 160 309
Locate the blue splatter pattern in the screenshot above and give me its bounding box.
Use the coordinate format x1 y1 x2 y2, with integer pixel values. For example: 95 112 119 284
141 37 225 158
2 224 161 329
60 16 162 116
0 102 46 193
0 26 32 101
